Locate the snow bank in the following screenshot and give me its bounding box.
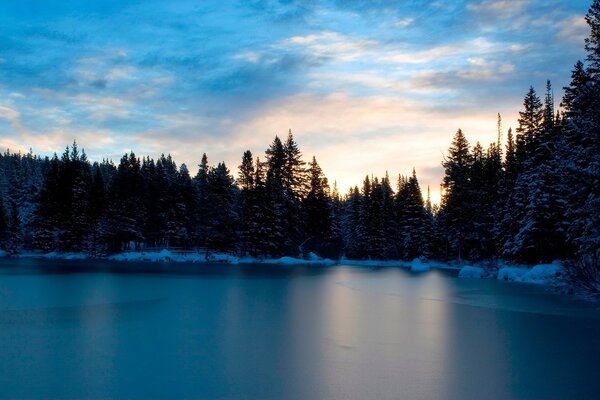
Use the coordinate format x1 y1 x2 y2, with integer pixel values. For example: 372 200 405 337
497 267 528 282
206 253 240 264
108 250 334 266
16 251 89 260
263 256 336 266
497 261 563 284
108 250 204 263
410 258 430 272
458 266 486 279
339 259 406 268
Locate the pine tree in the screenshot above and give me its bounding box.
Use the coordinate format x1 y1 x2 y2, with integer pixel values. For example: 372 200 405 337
302 156 331 257
193 153 211 248
505 86 569 263
438 129 473 260
104 152 146 252
283 129 307 198
585 0 600 75
0 191 7 250
237 150 255 191
63 144 92 252
7 200 21 253
32 154 61 252
343 186 366 259
515 87 544 163
561 1 600 280
396 169 432 259
237 150 256 256
205 162 239 253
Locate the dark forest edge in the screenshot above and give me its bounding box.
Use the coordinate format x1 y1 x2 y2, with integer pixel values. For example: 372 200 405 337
1 2 599 293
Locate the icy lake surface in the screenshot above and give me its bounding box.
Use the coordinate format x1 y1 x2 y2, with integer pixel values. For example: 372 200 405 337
1 259 599 400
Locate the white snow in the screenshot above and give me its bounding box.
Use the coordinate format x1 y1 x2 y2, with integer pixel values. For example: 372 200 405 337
524 262 564 284
109 250 205 263
410 258 430 271
107 250 335 266
458 266 486 279
206 253 240 264
241 255 336 266
308 252 320 261
497 267 528 282
339 259 406 268
498 261 563 284
15 251 89 260
459 261 563 285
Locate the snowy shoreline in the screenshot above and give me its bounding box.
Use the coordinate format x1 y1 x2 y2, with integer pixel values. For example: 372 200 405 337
0 249 564 287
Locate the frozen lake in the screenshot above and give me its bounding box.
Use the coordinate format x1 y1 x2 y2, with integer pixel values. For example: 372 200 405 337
1 258 599 400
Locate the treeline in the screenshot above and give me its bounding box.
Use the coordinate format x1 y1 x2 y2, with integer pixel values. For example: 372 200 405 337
0 133 344 258
0 2 599 275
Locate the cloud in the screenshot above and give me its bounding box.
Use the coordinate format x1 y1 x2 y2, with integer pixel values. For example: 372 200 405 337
280 31 378 62
467 0 531 18
0 106 22 131
393 18 414 28
413 60 516 89
557 15 589 43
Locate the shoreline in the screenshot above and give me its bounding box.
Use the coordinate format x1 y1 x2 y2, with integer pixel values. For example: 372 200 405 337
0 249 565 288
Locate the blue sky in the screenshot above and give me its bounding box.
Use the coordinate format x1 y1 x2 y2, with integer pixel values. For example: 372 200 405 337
0 0 591 202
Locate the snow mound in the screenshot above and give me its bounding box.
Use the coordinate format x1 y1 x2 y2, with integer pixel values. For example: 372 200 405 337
497 267 527 282
42 252 88 260
206 253 239 264
276 256 305 265
458 266 486 279
0 250 8 258
410 258 430 271
270 256 336 266
340 259 405 268
522 262 564 284
498 262 563 284
109 250 203 263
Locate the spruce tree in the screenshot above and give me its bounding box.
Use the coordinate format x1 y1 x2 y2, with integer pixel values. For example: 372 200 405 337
438 129 473 260
396 169 432 259
0 191 7 250
343 186 366 259
237 150 256 256
7 200 21 253
194 153 211 249
303 156 332 257
205 162 239 253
